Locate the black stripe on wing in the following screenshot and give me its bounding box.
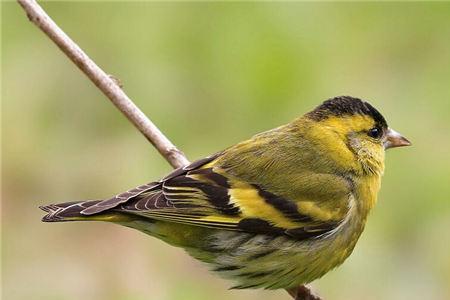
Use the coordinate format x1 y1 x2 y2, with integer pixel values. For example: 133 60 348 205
187 168 231 188
115 166 239 217
238 218 339 240
163 169 239 215
80 153 222 216
253 184 314 223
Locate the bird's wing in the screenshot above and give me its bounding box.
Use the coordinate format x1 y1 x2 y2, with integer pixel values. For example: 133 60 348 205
107 155 346 240
80 154 222 215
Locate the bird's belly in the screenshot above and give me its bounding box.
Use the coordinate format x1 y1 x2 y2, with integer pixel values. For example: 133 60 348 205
123 213 365 290
188 228 360 290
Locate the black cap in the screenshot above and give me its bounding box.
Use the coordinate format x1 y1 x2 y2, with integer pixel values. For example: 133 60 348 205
307 96 388 130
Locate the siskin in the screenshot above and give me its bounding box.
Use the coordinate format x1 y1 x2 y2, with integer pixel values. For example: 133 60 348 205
41 96 411 299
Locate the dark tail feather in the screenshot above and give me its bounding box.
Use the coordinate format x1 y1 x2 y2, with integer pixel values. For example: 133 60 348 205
40 200 102 222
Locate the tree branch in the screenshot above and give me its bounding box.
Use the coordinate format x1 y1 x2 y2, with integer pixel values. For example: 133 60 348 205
17 1 322 299
17 0 190 169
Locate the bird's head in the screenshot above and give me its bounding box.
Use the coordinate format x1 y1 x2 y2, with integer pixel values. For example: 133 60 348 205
304 96 411 175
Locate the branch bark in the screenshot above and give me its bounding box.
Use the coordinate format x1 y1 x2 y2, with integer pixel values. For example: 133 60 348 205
17 1 321 299
17 0 190 169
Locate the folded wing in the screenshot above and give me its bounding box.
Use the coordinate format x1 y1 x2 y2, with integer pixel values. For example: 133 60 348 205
107 156 345 241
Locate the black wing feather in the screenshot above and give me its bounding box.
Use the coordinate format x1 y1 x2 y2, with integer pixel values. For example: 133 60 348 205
81 153 221 215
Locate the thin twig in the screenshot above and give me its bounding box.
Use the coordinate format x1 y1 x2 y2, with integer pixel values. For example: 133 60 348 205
17 0 190 169
16 1 321 299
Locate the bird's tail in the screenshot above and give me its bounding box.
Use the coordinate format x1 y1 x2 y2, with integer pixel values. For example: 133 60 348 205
40 200 126 223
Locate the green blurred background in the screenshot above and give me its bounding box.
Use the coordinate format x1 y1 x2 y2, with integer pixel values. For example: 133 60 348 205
2 2 450 300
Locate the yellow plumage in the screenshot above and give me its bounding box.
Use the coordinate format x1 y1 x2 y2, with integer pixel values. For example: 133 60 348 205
228 181 300 229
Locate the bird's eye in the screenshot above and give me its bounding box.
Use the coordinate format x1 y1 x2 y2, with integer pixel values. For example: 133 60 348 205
367 127 382 139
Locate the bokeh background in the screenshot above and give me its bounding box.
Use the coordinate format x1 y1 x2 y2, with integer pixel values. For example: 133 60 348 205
2 2 450 300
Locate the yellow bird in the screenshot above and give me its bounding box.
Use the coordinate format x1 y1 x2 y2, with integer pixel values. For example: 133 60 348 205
41 96 411 299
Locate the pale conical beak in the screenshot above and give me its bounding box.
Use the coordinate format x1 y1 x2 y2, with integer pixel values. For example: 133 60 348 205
384 128 411 150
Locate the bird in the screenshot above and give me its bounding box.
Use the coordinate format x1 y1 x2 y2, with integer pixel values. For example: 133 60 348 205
40 96 411 299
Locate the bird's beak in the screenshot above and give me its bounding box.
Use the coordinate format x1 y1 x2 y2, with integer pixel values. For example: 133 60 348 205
384 128 411 150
